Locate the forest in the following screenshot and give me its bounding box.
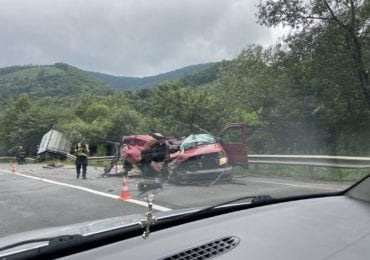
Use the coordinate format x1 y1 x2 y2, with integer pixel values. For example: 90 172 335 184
0 0 369 156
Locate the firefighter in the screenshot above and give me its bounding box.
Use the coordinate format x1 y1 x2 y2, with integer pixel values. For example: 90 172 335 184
17 146 26 165
74 138 90 179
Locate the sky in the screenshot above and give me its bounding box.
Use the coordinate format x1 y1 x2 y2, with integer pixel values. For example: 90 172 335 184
0 0 287 77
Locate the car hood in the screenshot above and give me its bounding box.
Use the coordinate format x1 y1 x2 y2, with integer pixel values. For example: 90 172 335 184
0 208 195 257
171 143 224 162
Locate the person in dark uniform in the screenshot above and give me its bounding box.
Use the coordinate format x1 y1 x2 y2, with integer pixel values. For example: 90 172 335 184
74 138 90 179
17 146 26 165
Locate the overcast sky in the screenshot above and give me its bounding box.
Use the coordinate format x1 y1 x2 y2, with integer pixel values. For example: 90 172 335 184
0 0 286 77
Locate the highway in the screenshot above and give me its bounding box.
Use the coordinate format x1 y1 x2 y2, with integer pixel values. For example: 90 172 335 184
0 162 350 237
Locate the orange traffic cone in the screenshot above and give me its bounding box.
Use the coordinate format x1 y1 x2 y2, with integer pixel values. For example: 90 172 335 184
118 175 132 201
11 164 16 173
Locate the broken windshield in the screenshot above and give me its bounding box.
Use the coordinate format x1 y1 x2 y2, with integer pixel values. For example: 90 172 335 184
180 134 217 150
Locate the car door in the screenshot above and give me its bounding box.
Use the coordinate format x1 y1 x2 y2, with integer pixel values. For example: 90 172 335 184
218 123 248 165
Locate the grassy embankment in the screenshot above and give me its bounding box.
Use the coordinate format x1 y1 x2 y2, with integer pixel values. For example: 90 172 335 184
232 164 369 182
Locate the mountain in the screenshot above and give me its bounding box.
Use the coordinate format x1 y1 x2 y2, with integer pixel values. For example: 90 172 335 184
0 63 113 102
0 61 223 105
88 63 216 90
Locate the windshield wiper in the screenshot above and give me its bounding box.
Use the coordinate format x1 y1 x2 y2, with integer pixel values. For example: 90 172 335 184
153 194 274 228
0 234 86 253
189 194 274 217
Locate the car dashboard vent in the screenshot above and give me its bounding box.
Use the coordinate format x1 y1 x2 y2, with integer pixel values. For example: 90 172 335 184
159 236 240 260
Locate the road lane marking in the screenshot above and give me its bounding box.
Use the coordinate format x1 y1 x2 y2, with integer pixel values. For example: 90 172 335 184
0 169 171 212
246 177 343 190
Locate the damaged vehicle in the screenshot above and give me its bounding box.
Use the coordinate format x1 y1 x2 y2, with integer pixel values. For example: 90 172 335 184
168 123 248 184
120 133 171 191
121 123 248 187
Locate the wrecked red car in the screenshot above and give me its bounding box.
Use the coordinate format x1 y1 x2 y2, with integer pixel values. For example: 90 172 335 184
168 123 248 184
121 123 247 186
121 133 172 176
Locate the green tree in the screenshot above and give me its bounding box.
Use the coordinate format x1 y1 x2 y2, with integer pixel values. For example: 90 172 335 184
0 94 57 154
147 82 223 135
258 0 370 107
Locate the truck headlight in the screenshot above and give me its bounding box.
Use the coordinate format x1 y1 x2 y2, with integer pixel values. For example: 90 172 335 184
219 156 228 166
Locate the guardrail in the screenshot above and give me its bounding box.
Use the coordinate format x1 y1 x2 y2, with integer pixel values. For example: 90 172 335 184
248 155 370 169
85 154 370 168
90 155 370 169
89 156 115 162
52 154 115 162
64 153 76 160
2 155 370 168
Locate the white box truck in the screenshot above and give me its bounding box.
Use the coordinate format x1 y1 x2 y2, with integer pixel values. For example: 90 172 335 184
37 129 72 160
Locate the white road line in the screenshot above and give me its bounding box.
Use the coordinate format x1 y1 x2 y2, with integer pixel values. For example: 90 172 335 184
0 169 171 212
246 177 342 191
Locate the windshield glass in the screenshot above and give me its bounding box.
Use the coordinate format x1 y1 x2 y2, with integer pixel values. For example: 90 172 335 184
0 0 369 251
180 134 216 150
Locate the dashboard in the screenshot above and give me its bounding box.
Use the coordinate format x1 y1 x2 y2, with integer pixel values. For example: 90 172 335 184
62 178 370 260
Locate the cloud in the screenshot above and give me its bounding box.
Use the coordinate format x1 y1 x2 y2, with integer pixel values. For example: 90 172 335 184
0 0 283 76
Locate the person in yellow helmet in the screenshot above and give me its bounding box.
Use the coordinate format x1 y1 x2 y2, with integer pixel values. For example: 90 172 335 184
74 138 90 179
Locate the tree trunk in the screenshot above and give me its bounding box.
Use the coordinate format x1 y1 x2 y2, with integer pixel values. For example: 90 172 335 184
350 32 370 107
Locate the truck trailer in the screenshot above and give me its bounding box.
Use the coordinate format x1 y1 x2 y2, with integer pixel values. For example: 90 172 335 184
37 129 72 160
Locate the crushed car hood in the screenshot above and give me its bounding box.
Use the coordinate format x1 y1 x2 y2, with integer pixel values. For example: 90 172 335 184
172 144 224 161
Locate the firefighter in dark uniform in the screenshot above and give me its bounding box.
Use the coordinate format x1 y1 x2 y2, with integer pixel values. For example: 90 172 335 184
74 138 90 179
17 146 26 165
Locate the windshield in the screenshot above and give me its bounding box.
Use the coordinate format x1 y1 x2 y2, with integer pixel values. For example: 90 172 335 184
180 134 217 150
0 0 369 252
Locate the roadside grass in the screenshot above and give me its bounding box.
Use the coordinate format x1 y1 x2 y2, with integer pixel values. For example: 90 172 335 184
0 159 13 163
232 164 369 182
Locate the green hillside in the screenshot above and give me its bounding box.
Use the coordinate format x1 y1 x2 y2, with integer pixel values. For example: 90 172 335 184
0 63 114 103
88 62 216 90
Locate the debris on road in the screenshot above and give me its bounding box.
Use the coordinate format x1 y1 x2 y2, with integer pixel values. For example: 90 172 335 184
43 162 64 169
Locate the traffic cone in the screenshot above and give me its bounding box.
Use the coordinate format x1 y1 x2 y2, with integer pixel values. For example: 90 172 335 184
11 164 16 173
118 175 132 201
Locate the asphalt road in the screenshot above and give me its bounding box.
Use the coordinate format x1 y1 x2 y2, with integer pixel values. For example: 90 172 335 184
0 162 350 238
0 170 147 237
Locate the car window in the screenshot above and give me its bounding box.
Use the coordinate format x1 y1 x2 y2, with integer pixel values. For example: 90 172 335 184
180 134 217 150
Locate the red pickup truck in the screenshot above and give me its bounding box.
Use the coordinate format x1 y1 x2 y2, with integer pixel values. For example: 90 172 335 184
121 123 247 188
